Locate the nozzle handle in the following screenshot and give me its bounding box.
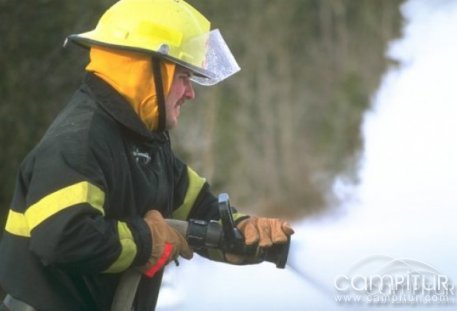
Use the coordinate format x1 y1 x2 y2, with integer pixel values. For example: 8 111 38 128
218 193 244 244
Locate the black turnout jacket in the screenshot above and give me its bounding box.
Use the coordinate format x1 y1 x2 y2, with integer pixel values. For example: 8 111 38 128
0 74 239 310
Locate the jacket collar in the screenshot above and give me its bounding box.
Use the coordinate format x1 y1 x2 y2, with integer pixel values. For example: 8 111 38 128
83 73 168 142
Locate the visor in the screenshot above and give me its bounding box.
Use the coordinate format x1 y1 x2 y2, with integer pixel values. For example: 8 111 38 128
162 29 240 86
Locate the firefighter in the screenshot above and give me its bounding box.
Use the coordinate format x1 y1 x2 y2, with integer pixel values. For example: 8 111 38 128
0 0 294 310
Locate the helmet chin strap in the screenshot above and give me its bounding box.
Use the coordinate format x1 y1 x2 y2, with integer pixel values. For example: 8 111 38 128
152 56 167 132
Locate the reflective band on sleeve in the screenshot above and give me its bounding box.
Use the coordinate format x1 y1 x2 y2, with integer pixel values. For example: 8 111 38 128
172 167 206 220
4 181 105 237
5 209 31 237
26 181 105 231
103 221 137 273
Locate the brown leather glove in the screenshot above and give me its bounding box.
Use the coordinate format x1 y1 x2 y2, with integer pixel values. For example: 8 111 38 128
237 217 294 247
142 210 193 277
225 217 294 264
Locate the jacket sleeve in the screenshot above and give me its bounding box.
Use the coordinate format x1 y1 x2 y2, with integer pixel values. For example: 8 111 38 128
9 136 151 275
171 157 248 223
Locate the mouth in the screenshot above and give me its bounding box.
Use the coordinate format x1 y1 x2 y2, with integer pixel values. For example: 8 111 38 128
176 99 185 109
174 100 185 116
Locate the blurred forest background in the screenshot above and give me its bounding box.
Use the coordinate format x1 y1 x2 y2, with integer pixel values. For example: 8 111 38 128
0 0 404 236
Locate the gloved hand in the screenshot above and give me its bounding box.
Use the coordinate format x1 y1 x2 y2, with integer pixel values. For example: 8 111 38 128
142 210 193 277
237 217 294 247
225 217 294 264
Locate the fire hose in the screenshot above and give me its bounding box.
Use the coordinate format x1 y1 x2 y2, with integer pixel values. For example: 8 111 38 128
111 193 290 311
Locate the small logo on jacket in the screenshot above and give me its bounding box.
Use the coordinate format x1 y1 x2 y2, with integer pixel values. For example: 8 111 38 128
132 147 151 165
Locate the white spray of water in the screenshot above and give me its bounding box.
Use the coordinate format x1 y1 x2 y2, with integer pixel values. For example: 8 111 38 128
158 0 457 310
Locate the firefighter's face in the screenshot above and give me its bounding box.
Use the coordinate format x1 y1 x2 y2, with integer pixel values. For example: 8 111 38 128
165 66 195 129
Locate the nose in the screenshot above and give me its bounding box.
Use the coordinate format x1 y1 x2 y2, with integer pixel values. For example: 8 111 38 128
185 81 195 100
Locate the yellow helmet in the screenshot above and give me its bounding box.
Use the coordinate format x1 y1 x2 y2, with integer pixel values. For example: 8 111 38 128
65 0 240 85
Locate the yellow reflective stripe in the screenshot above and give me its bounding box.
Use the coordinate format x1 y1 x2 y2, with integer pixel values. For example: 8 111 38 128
172 167 206 220
26 181 105 231
4 181 105 238
103 221 137 273
5 209 31 237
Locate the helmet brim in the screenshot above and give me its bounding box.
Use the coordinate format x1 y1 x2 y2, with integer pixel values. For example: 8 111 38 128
65 29 240 86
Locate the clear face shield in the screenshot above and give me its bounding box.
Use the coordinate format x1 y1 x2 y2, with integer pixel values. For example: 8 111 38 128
165 29 240 86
